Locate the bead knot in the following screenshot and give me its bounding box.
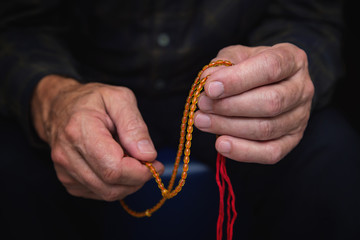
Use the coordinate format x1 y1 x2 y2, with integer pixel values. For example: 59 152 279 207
145 209 152 217
161 189 169 198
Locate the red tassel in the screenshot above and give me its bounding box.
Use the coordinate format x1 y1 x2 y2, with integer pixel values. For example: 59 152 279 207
216 153 237 240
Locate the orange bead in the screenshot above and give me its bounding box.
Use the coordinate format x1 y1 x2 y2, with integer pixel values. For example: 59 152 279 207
188 111 194 119
182 117 187 124
184 156 190 164
187 118 194 126
179 179 185 187
200 77 208 85
194 90 200 97
187 125 193 133
186 133 192 141
191 98 198 105
184 148 190 156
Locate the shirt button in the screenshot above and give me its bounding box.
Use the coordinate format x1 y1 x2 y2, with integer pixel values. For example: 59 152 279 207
157 33 170 47
154 79 166 90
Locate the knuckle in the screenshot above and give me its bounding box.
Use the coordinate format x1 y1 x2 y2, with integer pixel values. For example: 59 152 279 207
258 119 274 140
102 190 121 202
264 143 283 165
263 89 283 116
263 50 283 82
305 80 315 100
66 188 83 198
51 146 67 166
79 173 122 201
277 43 308 70
296 47 308 68
99 85 137 106
54 167 75 186
118 87 137 103
218 45 238 56
216 45 249 62
101 167 122 185
63 113 83 143
124 116 148 135
59 175 75 186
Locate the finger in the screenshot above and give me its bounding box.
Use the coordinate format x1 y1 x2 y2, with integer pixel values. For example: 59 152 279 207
62 111 124 180
102 87 157 161
194 104 309 141
198 46 257 85
51 141 150 201
203 43 306 99
77 129 158 186
116 156 165 185
76 131 164 187
67 188 103 200
198 74 309 117
57 108 165 195
55 164 104 200
211 45 268 65
215 133 303 164
62 104 162 186
53 163 79 188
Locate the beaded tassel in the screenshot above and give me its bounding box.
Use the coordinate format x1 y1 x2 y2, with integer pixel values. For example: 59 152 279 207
120 60 237 239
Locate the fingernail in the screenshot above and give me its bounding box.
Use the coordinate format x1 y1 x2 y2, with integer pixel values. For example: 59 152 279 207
218 140 231 153
208 81 224 98
195 113 211 128
137 139 156 154
198 95 213 111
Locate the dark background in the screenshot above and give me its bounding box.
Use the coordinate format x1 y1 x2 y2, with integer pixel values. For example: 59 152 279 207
334 0 360 133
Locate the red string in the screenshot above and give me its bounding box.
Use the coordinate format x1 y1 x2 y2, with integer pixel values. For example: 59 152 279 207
216 153 225 240
216 153 237 240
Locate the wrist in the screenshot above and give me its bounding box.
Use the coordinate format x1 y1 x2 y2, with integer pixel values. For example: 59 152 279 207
31 75 80 142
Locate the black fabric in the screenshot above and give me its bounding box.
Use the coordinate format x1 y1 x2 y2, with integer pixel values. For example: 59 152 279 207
0 0 344 146
228 107 360 240
1 107 359 240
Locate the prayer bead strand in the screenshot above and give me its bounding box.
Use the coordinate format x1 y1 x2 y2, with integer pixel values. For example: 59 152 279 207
120 60 233 217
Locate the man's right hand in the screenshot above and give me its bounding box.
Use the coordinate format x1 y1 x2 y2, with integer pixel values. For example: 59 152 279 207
31 75 164 201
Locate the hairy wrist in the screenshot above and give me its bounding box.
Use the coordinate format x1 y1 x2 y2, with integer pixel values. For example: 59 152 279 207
31 75 80 142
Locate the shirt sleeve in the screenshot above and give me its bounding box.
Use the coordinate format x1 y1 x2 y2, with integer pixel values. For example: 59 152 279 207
247 0 344 111
0 0 81 146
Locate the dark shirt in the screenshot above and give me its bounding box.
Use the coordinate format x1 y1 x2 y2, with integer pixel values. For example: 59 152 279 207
0 0 344 153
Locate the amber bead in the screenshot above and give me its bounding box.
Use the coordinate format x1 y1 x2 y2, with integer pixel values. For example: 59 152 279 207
186 133 192 141
184 156 190 164
183 163 189 172
187 118 194 126
184 148 190 156
187 125 193 134
188 111 194 119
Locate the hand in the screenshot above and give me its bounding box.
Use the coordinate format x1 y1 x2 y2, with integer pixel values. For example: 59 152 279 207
194 43 314 164
31 75 164 201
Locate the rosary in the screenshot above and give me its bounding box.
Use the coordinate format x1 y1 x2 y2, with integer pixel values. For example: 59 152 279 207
120 60 237 240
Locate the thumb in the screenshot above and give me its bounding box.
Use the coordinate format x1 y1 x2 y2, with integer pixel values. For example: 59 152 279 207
103 87 157 162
